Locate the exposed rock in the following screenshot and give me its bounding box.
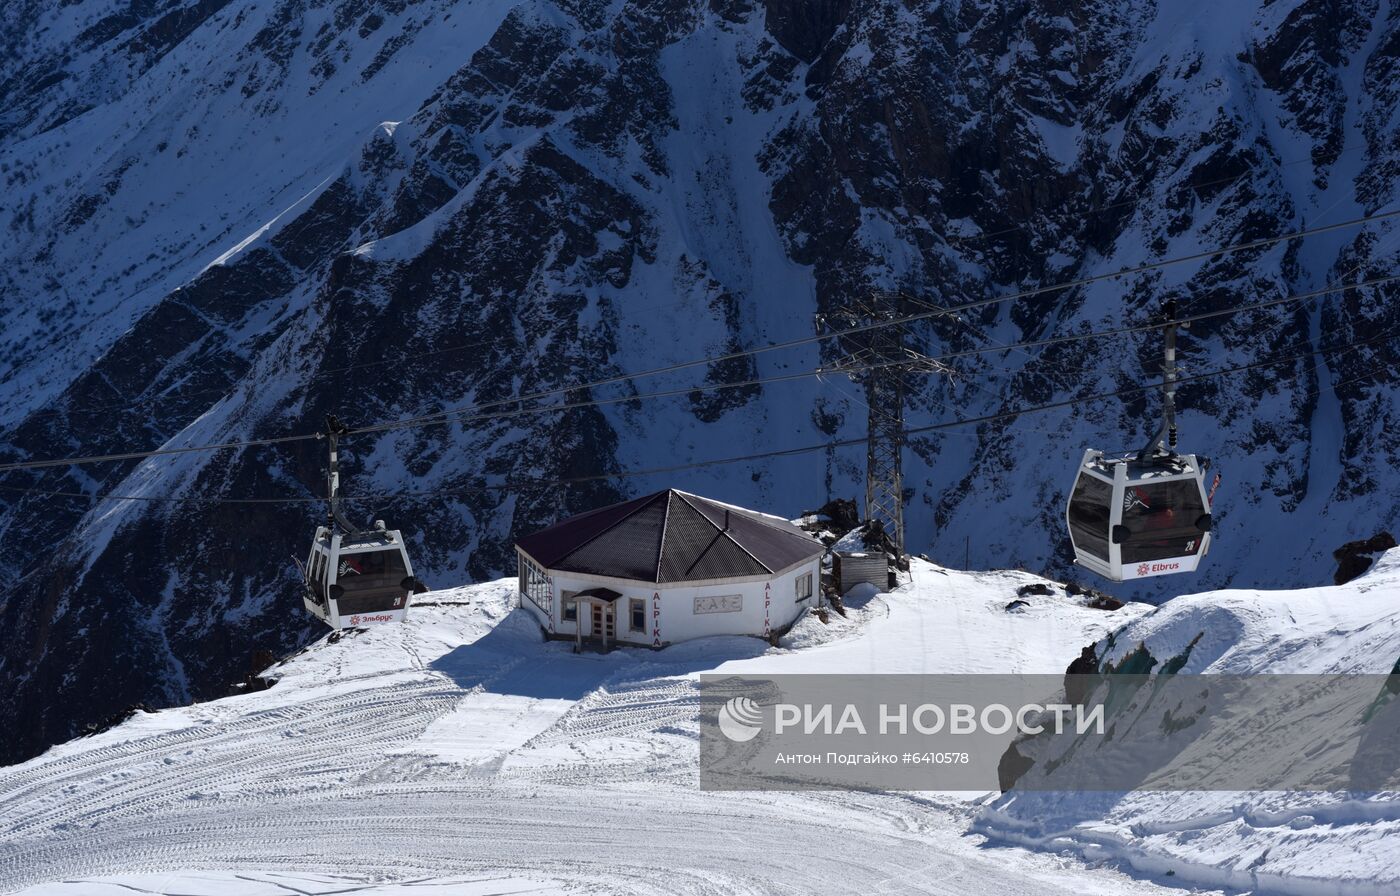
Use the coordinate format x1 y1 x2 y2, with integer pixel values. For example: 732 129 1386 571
1086 594 1124 612
1333 532 1398 585
235 648 280 695
80 703 155 739
1064 644 1100 706
761 0 851 64
998 740 1035 792
801 497 861 541
1065 581 1122 610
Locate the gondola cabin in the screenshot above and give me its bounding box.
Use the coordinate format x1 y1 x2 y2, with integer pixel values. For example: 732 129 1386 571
303 522 417 629
1066 449 1212 582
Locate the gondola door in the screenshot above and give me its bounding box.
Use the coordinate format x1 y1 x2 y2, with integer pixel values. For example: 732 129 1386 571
302 528 333 625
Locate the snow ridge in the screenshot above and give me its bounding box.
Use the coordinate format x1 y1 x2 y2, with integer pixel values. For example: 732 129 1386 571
975 547 1400 896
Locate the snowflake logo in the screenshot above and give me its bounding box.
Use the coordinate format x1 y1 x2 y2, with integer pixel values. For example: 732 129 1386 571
1136 563 1151 577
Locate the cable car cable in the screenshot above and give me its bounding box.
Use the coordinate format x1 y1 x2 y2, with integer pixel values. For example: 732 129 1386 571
17 152 1374 427
16 262 1393 455
354 207 1400 435
5 323 1393 506
356 270 1400 435
7 205 1395 443
0 269 1396 476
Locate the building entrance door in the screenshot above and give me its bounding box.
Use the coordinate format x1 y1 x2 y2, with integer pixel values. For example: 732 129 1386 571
591 603 615 642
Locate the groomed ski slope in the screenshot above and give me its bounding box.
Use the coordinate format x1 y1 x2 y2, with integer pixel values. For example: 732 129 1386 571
0 562 1202 896
6 556 1399 895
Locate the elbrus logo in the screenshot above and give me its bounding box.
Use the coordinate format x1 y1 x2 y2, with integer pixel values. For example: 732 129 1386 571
1136 561 1182 577
717 696 764 742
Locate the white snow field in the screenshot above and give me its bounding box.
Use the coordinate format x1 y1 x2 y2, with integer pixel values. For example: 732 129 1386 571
977 548 1400 896
2 556 1395 895
0 562 1184 896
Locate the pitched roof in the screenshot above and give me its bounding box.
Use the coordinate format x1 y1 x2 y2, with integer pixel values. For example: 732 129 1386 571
515 490 824 584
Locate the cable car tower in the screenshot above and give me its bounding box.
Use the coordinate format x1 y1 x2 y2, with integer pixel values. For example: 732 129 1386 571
816 292 952 559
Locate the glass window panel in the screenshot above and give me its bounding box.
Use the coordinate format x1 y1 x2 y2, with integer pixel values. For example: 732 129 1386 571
1068 474 1113 561
1120 479 1208 563
337 549 407 579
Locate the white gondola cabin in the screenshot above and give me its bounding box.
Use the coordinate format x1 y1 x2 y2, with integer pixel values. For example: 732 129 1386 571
299 415 421 630
1066 449 1212 582
303 523 418 629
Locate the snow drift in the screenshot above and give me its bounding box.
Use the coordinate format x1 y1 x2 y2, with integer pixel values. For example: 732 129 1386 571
976 547 1400 896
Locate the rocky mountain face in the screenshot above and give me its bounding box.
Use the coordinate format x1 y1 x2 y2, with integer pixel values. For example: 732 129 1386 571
1 0 1398 764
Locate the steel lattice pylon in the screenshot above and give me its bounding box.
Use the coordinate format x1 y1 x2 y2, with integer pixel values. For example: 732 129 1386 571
817 293 951 558
863 372 906 554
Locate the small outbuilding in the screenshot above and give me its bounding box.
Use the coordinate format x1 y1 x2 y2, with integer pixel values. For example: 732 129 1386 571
832 550 891 594
515 489 825 649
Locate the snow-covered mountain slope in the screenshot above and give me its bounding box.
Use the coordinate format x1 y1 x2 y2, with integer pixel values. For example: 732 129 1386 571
1 562 1198 896
976 547 1400 896
3 0 1400 764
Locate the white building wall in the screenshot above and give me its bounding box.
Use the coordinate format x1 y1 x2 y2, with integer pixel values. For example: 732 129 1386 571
516 550 821 647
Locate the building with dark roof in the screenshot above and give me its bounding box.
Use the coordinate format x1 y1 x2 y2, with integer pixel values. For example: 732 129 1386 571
515 490 825 649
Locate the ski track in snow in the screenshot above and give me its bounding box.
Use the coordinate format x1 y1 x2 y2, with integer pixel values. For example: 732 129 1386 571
0 568 1198 896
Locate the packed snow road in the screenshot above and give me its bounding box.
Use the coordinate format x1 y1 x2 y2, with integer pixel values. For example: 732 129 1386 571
0 566 1197 895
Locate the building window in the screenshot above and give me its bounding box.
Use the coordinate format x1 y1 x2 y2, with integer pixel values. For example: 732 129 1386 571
519 554 552 615
796 572 813 602
563 596 578 622
630 598 646 632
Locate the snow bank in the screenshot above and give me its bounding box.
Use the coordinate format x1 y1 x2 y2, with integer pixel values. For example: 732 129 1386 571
975 548 1400 895
716 561 1150 676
